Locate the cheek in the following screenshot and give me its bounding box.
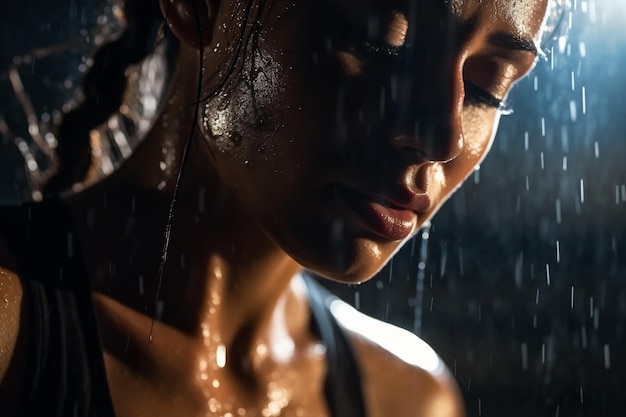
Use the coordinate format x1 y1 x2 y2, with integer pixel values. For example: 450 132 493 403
199 47 286 160
436 108 500 199
463 107 501 164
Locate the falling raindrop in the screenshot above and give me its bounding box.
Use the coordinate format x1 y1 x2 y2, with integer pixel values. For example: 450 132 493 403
581 86 587 113
556 240 561 263
569 100 577 121
579 386 584 404
580 179 585 203
524 131 529 150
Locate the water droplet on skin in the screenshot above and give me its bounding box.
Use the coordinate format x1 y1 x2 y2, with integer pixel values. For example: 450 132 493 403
208 397 221 413
256 343 268 356
211 291 222 306
211 133 243 151
216 343 227 368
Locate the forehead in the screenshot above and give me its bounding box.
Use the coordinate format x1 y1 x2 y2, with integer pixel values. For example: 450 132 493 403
449 0 549 39
329 0 549 40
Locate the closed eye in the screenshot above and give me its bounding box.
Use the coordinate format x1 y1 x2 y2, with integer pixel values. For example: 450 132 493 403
464 81 513 114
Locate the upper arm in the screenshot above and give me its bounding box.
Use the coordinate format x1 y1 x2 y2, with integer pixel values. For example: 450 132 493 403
329 299 465 417
0 238 29 415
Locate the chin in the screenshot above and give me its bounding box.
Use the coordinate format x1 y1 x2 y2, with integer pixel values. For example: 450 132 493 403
293 236 402 284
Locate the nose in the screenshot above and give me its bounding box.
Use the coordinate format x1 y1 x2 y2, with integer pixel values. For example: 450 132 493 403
388 53 465 163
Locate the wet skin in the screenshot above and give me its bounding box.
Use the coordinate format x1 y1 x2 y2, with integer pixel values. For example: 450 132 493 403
0 0 549 416
198 0 547 282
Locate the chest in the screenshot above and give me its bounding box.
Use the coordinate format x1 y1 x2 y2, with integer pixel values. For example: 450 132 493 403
103 352 330 417
96 305 330 417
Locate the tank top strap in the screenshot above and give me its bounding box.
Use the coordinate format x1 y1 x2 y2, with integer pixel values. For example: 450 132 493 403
0 199 117 417
303 273 368 417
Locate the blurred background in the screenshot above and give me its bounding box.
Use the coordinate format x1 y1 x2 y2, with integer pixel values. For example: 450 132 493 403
2 0 624 416
325 1 626 416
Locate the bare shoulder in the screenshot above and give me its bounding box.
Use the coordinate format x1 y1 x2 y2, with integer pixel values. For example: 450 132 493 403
329 298 465 417
0 236 28 415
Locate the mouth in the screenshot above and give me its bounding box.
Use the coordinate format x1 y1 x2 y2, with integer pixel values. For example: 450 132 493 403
333 185 420 241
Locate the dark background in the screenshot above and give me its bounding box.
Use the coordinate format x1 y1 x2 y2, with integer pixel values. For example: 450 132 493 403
325 1 626 416
2 1 625 416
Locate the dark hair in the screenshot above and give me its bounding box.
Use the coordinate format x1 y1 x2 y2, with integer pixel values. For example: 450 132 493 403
42 0 276 195
42 0 164 195
541 0 571 50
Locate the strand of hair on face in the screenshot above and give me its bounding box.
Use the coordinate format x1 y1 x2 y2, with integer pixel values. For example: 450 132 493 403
148 0 206 343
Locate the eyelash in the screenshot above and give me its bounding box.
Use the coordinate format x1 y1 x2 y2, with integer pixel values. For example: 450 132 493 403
464 82 513 114
344 39 513 114
360 41 403 59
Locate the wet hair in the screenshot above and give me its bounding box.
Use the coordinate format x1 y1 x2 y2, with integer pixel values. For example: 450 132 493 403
42 0 564 195
42 0 274 196
43 0 163 195
541 0 571 49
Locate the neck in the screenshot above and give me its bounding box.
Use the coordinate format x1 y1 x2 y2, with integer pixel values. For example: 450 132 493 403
70 156 303 349
66 46 305 357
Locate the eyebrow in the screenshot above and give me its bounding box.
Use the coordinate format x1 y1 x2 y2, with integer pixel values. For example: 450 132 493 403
437 0 540 57
487 32 540 56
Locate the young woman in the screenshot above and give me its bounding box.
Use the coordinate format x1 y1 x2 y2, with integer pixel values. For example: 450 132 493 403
0 0 550 416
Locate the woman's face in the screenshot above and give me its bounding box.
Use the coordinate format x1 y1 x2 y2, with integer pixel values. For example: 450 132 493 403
199 0 548 282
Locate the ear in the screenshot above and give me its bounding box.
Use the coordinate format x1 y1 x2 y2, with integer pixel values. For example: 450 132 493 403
159 0 218 48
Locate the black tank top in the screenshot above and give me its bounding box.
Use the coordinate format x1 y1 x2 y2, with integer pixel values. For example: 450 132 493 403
0 200 367 417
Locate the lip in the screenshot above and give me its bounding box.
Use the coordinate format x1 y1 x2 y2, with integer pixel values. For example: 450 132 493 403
335 186 420 241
